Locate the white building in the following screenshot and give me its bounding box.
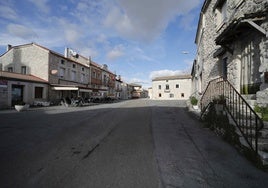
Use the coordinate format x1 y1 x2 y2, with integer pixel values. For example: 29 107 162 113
152 75 192 100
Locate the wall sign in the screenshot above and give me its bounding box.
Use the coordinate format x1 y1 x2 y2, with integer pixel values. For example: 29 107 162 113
0 79 8 88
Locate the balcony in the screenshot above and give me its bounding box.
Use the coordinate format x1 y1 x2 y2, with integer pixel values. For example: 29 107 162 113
164 89 170 93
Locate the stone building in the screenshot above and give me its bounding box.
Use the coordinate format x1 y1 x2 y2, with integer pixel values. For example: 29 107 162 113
193 0 268 106
64 48 116 98
0 71 48 108
152 75 192 100
0 43 91 106
0 43 117 108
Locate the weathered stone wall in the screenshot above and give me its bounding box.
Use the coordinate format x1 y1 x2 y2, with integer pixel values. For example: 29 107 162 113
196 0 220 93
0 44 49 81
195 0 268 106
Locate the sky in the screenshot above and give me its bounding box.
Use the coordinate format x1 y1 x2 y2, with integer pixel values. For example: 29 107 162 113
0 0 203 88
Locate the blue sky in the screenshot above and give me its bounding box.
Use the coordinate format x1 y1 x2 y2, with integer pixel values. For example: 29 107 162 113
0 0 203 88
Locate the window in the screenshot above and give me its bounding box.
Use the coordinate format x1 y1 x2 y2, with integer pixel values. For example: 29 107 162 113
59 67 65 78
166 84 169 90
61 60 65 64
176 84 179 88
35 87 43 98
21 66 26 74
159 93 162 97
71 71 76 81
166 80 168 82
222 57 228 79
93 71 96 78
81 73 85 82
81 67 84 71
170 94 174 98
215 0 227 27
73 64 76 68
8 67 13 72
181 93 184 98
158 85 161 90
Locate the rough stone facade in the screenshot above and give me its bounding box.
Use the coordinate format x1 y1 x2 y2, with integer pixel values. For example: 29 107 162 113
194 0 268 106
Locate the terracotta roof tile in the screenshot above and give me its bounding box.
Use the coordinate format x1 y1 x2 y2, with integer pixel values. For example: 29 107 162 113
152 75 192 81
0 71 48 83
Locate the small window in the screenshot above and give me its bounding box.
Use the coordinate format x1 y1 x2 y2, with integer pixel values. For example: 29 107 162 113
176 84 179 88
81 73 85 82
59 67 65 78
215 0 227 27
158 85 161 90
8 67 13 72
21 66 26 74
166 80 168 82
166 84 169 90
73 64 76 68
181 93 184 98
93 71 96 78
159 93 162 97
82 67 84 71
71 71 76 81
170 94 174 98
61 60 65 64
35 87 43 98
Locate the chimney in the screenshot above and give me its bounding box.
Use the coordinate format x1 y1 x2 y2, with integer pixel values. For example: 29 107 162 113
64 47 69 58
7 44 12 51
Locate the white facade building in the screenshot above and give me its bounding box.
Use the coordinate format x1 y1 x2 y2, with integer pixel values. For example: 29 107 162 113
152 75 192 100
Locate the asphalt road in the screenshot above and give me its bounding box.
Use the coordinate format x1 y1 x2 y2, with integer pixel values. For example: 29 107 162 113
1 99 268 188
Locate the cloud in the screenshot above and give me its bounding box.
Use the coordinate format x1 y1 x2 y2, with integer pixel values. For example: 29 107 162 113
28 0 50 14
103 0 201 41
0 5 18 20
106 45 124 60
7 24 38 39
79 47 99 58
149 69 185 79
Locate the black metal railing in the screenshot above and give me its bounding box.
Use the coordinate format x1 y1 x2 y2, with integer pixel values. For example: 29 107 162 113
200 77 264 155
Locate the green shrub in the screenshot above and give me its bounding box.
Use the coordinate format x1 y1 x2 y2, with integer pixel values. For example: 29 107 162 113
190 96 198 105
254 105 268 122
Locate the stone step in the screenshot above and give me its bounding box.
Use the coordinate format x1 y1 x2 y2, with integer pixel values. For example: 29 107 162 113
257 139 268 151
242 94 256 100
258 151 268 166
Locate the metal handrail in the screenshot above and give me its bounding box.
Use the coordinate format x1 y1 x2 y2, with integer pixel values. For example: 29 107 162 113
200 77 264 155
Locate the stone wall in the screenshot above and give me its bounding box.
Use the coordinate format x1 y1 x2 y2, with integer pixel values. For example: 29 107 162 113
195 0 268 106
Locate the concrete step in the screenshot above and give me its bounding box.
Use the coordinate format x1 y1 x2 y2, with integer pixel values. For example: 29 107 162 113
257 139 268 151
258 151 268 166
242 94 256 100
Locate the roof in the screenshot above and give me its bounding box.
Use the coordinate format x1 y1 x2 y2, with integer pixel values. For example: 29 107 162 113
152 75 192 81
1 42 116 75
128 83 142 87
0 71 48 83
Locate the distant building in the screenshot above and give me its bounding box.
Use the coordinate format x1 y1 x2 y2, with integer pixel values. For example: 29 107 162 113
148 87 152 99
152 75 192 100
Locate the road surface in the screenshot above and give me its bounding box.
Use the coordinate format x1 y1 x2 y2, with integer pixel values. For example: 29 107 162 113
0 99 268 188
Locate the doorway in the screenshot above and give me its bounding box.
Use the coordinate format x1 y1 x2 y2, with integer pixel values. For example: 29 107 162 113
12 85 24 106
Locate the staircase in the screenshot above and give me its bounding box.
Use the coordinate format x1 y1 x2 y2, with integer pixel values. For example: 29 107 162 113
200 77 268 166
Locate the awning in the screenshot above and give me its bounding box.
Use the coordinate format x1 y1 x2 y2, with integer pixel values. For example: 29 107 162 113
79 88 92 92
51 86 78 91
215 17 267 46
